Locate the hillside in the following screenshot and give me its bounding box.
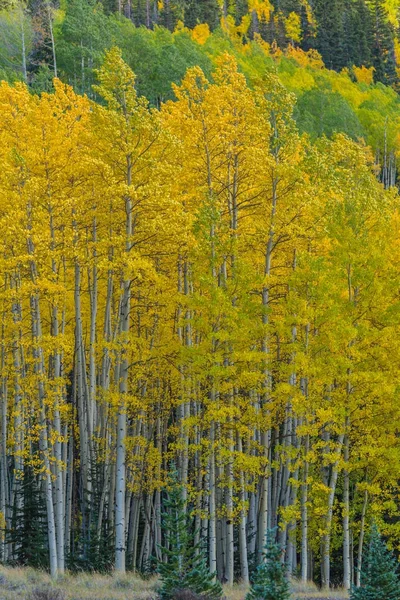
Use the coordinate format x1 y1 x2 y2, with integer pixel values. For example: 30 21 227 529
1 0 400 187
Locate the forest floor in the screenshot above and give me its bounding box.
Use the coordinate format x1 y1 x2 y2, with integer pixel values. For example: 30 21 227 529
0 566 349 600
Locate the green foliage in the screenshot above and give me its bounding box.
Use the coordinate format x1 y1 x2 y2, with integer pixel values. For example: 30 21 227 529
57 0 114 96
295 88 364 141
351 523 400 600
158 471 222 600
114 22 212 105
0 4 33 82
246 529 290 600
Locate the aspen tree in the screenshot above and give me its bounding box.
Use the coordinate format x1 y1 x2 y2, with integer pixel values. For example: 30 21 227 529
93 47 165 572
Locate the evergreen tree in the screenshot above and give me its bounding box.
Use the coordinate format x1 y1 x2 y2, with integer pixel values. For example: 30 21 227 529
342 1 373 68
246 529 290 600
232 0 248 25
67 464 114 572
300 3 316 51
158 471 222 600
130 0 153 27
7 467 49 569
312 0 346 70
351 523 400 600
184 0 220 29
263 14 286 47
158 0 185 30
368 0 398 85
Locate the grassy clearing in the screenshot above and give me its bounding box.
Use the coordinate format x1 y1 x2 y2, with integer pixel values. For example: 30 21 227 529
0 567 348 600
291 578 349 598
0 568 156 600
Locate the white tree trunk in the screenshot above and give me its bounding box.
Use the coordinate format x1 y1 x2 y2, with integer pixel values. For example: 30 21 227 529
343 426 351 590
356 489 368 587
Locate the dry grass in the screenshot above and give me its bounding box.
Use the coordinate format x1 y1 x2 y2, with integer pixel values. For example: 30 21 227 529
222 578 348 600
0 567 349 600
291 577 349 599
0 567 157 600
222 581 250 600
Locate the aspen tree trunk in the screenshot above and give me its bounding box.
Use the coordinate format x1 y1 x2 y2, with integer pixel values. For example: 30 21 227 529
287 464 299 575
300 322 310 580
342 268 355 589
209 415 217 577
115 352 127 572
53 310 65 573
183 261 191 499
108 461 116 535
0 331 8 562
216 493 225 580
139 495 152 569
177 259 190 506
146 0 151 27
46 1 57 77
200 477 209 557
224 152 239 587
258 170 278 559
356 489 368 587
286 299 298 575
271 428 280 531
154 487 162 562
321 433 345 589
343 420 351 590
225 430 234 586
96 270 112 555
26 197 59 577
75 261 92 497
301 431 309 582
65 424 74 558
115 155 133 573
278 419 290 562
19 8 27 83
129 497 140 570
96 464 110 543
31 291 58 578
194 389 202 551
203 134 218 578
251 10 259 33
194 455 204 552
88 218 98 439
238 434 249 583
10 281 23 561
100 260 113 444
248 490 257 558
222 339 234 584
49 207 65 573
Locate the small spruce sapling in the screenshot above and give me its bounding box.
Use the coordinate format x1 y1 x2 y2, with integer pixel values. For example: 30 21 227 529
246 529 290 600
351 522 400 600
158 470 222 600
